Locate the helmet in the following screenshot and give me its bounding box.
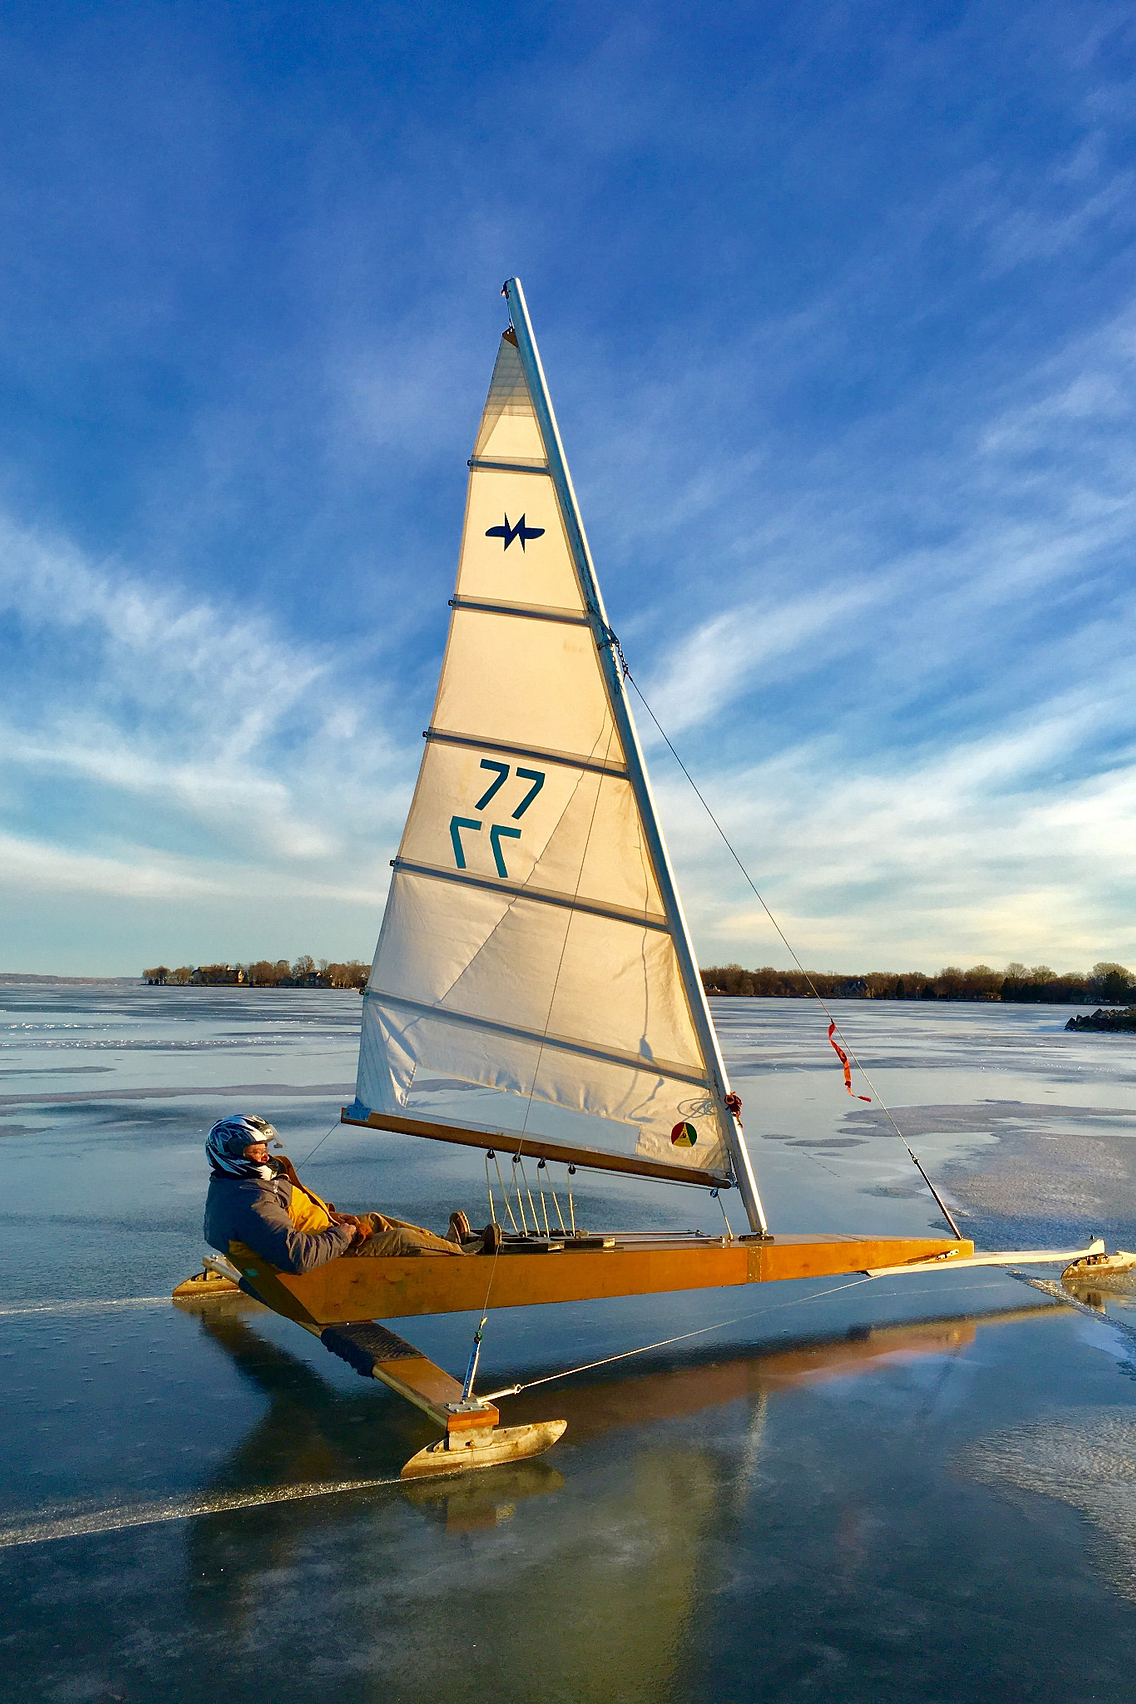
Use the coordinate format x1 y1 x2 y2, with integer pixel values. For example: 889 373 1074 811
205 1114 279 1177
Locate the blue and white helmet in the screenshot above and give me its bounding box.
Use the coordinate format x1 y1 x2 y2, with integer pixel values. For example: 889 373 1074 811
205 1114 278 1177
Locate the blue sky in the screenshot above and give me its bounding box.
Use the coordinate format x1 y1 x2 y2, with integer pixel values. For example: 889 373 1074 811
1 0 1134 975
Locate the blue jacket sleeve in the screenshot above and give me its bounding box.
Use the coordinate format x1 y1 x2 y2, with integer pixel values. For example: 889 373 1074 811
205 1176 355 1274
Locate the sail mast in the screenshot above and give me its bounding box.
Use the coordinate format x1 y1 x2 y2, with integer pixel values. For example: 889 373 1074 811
502 277 768 1236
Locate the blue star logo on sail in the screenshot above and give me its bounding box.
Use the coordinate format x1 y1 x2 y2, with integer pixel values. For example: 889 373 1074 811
485 513 545 552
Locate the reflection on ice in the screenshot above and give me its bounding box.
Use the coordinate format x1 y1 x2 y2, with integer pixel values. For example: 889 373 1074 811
403 1460 564 1534
5 992 1136 1701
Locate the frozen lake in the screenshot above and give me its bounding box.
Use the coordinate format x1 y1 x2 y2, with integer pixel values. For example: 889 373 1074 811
3 984 1136 1701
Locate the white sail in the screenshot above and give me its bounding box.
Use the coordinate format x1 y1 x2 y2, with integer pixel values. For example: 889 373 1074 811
349 287 764 1218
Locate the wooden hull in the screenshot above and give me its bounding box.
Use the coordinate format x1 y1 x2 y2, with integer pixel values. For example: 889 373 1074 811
183 1231 973 1478
251 1232 972 1328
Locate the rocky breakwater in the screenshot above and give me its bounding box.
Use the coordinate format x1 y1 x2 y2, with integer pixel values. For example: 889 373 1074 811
1066 1006 1136 1032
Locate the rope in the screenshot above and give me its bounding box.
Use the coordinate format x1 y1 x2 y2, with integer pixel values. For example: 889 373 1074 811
465 1233 507 1397
490 1151 520 1234
510 1154 531 1233
547 1169 568 1235
461 626 955 1395
515 1153 541 1231
479 1273 878 1402
536 1159 552 1236
464 1152 512 1389
293 1120 341 1169
603 648 960 1243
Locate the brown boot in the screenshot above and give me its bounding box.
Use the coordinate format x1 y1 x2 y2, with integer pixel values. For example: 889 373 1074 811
447 1210 472 1245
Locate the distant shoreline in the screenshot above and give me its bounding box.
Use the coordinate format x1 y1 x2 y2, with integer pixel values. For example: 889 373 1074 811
0 974 136 985
702 962 1133 1005
0 974 1120 1010
3 960 1131 1009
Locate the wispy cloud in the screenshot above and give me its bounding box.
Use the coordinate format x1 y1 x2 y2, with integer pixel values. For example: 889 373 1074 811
1 0 1135 975
0 513 416 961
640 586 875 736
630 295 1136 972
662 668 1136 971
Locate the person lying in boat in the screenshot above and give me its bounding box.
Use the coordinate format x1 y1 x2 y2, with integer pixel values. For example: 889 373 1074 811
203 1114 499 1275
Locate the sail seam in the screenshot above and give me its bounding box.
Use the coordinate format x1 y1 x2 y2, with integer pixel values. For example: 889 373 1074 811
391 858 670 932
367 991 710 1088
423 728 629 778
449 596 590 627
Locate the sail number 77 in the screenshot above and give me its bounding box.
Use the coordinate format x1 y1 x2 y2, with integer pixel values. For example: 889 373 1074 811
474 760 544 817
448 759 545 880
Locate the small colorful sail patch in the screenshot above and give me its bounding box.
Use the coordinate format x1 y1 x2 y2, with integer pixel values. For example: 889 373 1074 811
828 1021 871 1102
670 1121 699 1147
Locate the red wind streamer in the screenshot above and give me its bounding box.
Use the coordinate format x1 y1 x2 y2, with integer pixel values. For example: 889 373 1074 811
828 1022 871 1102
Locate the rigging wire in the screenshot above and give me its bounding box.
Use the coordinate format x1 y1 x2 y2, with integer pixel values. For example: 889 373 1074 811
479 1273 878 1403
464 1199 509 1400
489 1151 520 1234
536 1159 552 1236
515 1153 541 1231
545 1165 568 1235
460 613 961 1394
293 1120 341 1169
510 1155 531 1234
602 633 960 1243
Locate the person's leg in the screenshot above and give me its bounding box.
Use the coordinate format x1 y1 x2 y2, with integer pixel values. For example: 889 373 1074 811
348 1213 464 1257
373 1213 459 1236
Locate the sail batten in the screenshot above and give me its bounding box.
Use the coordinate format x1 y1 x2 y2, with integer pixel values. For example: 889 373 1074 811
391 858 670 931
424 728 630 778
467 458 551 476
354 281 768 1221
366 990 712 1088
449 596 592 626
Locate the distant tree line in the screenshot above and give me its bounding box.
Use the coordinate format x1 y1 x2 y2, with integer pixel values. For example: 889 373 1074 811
143 954 1133 1005
701 961 1135 1004
142 957 369 989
